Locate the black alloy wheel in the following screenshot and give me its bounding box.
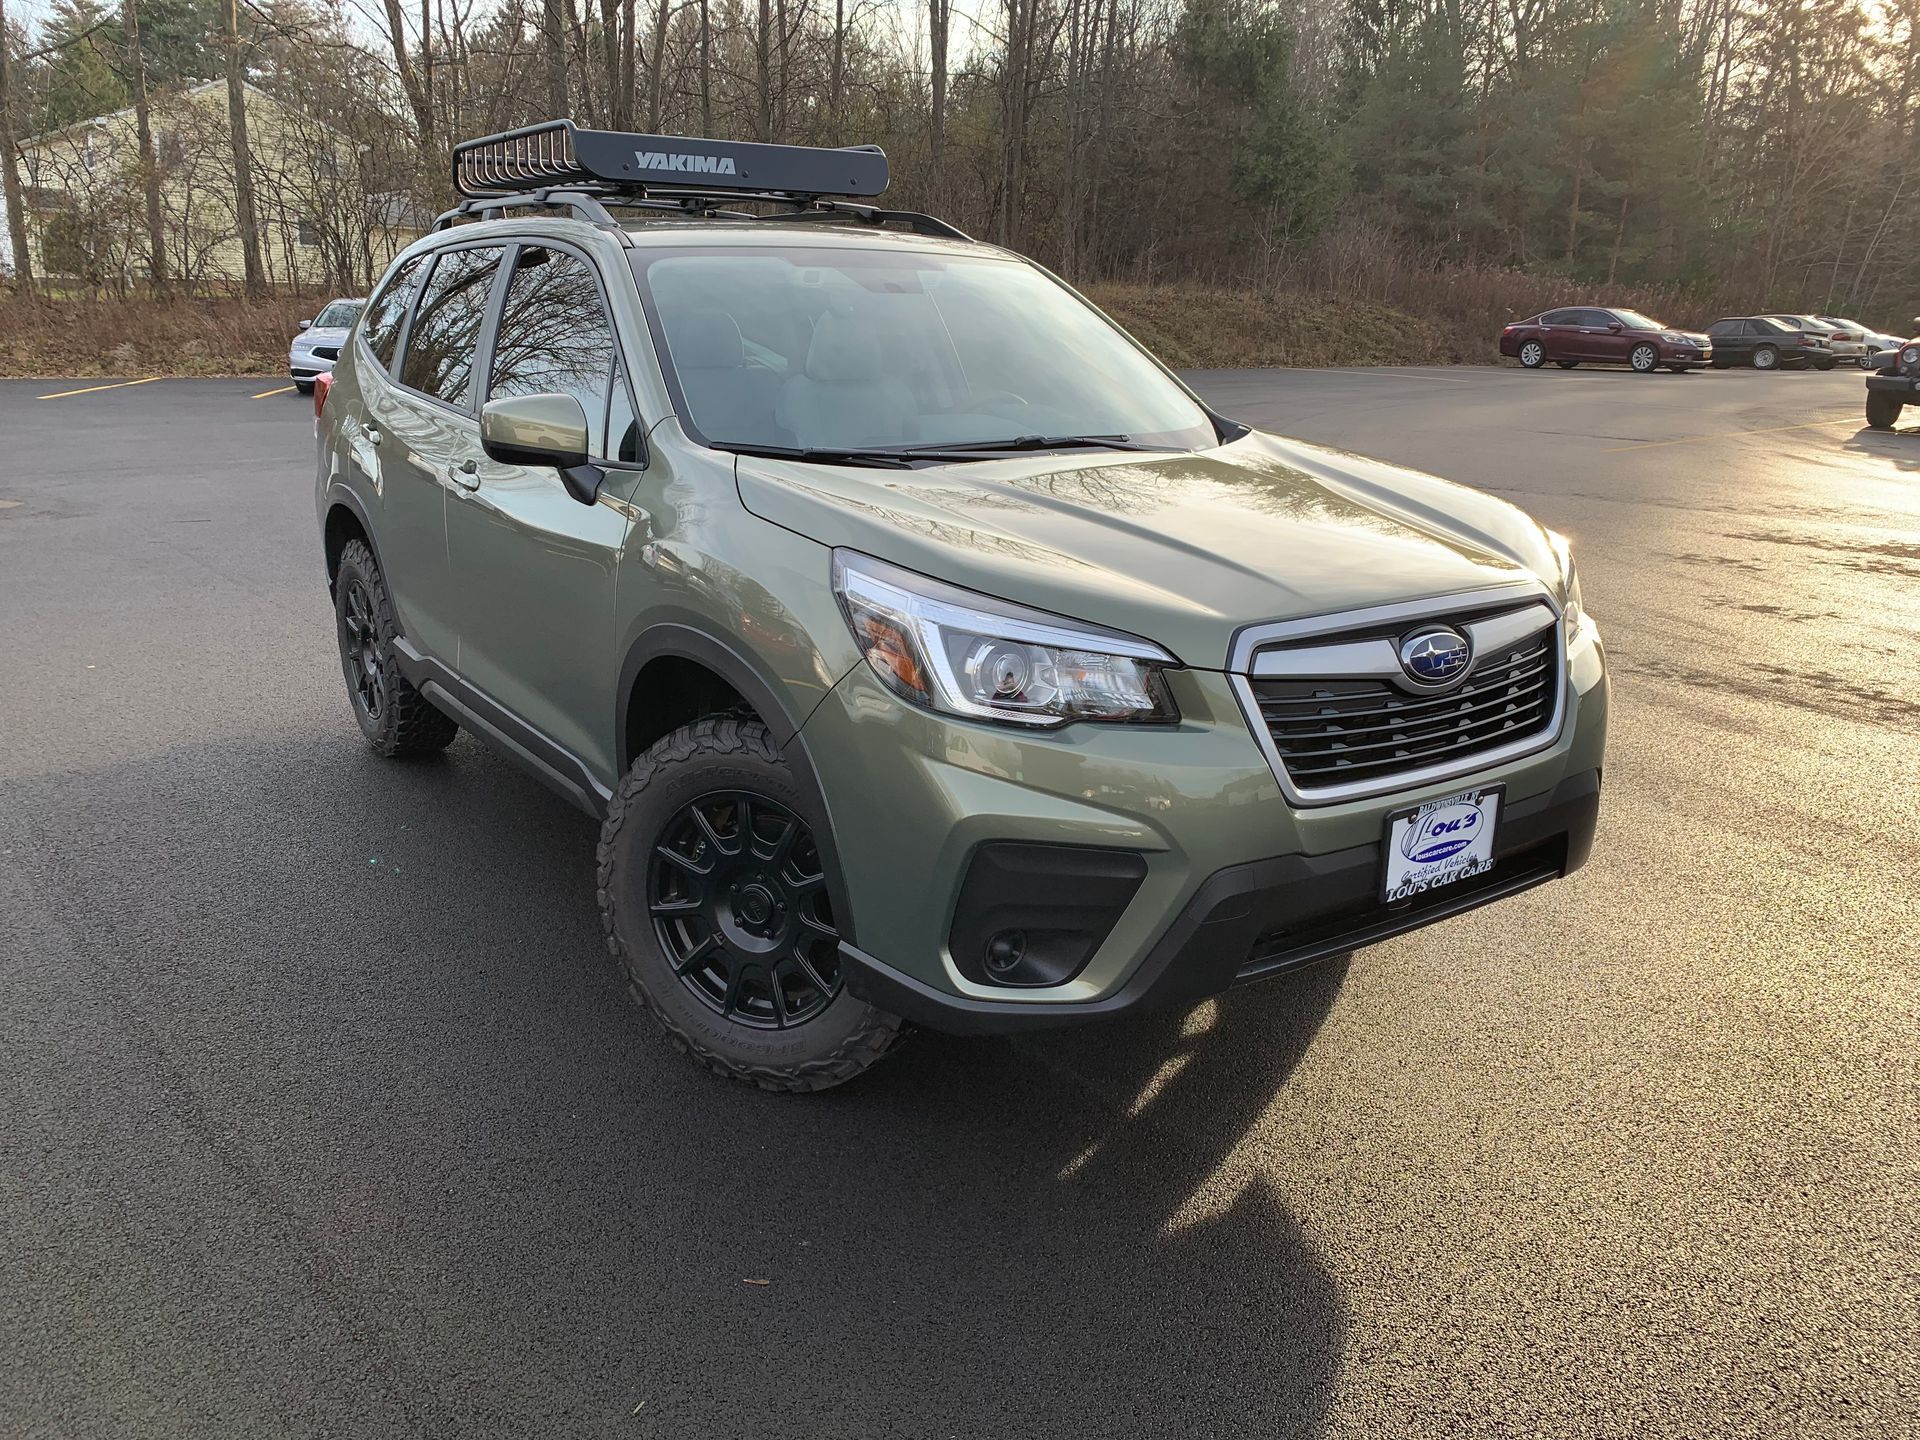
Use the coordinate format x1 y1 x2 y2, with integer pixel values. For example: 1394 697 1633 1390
339 576 387 723
647 789 843 1029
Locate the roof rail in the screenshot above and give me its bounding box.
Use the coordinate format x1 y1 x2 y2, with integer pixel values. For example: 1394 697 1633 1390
441 120 972 242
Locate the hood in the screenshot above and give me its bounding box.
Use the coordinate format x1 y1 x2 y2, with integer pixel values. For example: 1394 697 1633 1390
295 327 351 346
735 431 1561 670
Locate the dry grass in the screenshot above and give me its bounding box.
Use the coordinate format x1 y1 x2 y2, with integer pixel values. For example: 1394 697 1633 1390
1087 283 1465 368
0 292 319 378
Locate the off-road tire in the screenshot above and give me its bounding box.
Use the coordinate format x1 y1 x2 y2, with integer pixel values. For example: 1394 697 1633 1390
597 716 906 1092
333 539 459 757
1630 343 1660 373
1518 340 1546 369
1753 345 1779 371
1866 391 1903 431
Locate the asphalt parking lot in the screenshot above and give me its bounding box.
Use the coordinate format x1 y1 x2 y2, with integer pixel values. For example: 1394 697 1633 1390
1 365 1913 1438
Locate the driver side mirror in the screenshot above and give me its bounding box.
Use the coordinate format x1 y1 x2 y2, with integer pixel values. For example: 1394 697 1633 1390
1606 322 1623 333
480 393 604 506
297 319 312 331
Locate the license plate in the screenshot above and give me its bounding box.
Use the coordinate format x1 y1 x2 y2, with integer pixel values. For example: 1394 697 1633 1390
1381 786 1502 903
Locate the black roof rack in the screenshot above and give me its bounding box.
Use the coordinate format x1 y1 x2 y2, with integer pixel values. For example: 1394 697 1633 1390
439 120 970 242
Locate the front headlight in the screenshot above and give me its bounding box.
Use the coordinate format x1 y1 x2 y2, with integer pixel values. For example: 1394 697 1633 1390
832 550 1180 727
1901 344 1920 374
1661 332 1685 344
1546 530 1585 641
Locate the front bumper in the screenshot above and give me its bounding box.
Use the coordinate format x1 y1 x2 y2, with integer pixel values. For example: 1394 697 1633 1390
845 768 1601 1032
1662 342 1710 364
1867 373 1920 397
806 618 1609 1033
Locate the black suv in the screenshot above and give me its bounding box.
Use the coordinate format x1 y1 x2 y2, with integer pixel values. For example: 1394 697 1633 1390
1705 316 1835 371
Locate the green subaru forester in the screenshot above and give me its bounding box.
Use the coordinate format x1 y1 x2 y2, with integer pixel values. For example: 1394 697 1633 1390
314 124 1608 1090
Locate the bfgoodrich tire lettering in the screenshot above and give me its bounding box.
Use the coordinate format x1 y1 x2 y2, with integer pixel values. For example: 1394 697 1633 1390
333 539 459 757
596 716 905 1091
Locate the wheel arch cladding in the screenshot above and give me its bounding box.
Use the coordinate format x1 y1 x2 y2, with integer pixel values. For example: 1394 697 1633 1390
616 619 860 945
323 487 378 591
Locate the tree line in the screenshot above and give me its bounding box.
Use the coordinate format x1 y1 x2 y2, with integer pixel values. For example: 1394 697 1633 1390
1 0 1912 325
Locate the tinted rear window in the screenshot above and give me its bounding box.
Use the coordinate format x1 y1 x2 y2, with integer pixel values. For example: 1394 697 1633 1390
363 255 428 371
400 246 504 407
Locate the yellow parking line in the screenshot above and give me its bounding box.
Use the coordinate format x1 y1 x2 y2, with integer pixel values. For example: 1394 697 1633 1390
36 377 161 400
252 385 296 399
1601 416 1861 453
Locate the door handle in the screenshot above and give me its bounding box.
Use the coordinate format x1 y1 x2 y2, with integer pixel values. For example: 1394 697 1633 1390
446 459 481 492
364 425 382 447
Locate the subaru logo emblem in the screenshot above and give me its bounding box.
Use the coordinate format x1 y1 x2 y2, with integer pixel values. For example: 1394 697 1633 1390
1399 626 1471 685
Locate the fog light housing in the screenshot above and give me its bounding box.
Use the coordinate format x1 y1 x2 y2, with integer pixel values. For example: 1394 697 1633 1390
948 843 1147 988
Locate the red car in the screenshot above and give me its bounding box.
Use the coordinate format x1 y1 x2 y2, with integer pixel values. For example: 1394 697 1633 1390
1500 307 1713 373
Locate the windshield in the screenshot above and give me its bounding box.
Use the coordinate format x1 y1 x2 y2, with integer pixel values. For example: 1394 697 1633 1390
629 245 1216 454
1612 310 1666 330
314 300 363 329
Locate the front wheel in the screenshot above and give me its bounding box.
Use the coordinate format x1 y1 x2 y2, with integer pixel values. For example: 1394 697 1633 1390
597 716 906 1092
1753 345 1779 371
1518 339 1547 369
1867 391 1904 431
1630 343 1660 373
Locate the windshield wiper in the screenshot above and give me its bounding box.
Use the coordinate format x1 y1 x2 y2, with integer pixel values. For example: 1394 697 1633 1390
715 441 916 469
894 434 1176 457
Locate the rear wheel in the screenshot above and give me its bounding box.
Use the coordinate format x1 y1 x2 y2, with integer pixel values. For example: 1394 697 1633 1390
597 716 906 1092
1630 343 1660 373
332 540 459 757
1867 391 1904 431
1753 345 1779 371
1518 340 1546 369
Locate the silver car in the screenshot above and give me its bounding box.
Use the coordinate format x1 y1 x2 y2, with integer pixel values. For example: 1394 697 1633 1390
289 298 366 394
1819 317 1905 369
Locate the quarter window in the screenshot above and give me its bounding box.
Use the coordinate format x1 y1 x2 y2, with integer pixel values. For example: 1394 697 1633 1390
400 246 503 407
362 253 428 371
489 246 627 458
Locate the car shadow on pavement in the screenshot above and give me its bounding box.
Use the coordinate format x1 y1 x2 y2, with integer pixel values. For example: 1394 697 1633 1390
1843 425 1920 469
2 730 1349 1439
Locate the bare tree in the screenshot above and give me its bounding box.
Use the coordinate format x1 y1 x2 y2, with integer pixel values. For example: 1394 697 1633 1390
120 0 168 288
0 0 33 291
222 0 266 294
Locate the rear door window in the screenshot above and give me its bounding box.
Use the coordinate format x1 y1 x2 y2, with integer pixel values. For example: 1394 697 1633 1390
362 254 428 371
1541 310 1580 326
400 246 504 408
488 246 628 458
